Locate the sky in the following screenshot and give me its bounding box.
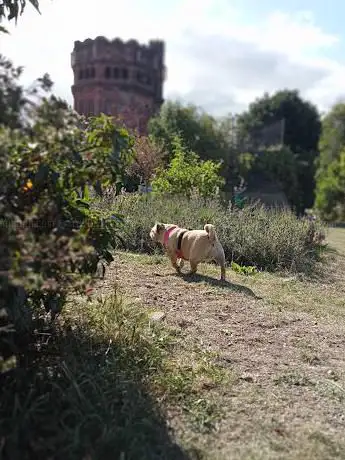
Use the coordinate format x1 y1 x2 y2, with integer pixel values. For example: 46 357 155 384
2 0 345 116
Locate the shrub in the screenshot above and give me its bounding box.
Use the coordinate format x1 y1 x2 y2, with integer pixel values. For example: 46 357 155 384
0 78 134 371
99 193 325 272
151 135 225 198
126 134 166 188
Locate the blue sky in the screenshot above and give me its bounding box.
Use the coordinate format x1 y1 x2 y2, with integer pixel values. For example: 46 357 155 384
2 0 345 115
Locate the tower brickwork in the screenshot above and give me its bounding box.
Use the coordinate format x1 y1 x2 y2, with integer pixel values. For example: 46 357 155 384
71 36 166 133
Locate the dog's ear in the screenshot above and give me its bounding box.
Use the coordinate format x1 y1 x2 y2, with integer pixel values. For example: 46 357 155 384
155 222 164 232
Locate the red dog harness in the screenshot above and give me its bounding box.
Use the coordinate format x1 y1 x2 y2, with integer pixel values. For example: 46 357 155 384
163 226 187 260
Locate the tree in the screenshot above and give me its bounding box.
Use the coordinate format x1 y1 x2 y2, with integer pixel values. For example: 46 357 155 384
237 89 321 153
254 145 299 206
314 149 345 222
317 102 345 172
236 89 322 213
148 100 233 170
151 134 225 198
314 102 345 221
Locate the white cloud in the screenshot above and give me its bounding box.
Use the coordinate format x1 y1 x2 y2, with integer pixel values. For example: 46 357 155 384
1 0 344 115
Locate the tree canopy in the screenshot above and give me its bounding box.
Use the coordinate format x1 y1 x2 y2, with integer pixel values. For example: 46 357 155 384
148 100 232 165
315 102 345 221
236 89 321 154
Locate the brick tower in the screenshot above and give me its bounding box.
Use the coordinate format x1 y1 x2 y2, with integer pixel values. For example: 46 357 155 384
71 36 166 133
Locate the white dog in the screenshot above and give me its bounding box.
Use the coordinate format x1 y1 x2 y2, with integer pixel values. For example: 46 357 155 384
150 222 226 281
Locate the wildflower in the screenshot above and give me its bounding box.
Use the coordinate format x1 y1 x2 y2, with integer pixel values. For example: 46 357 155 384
23 179 33 192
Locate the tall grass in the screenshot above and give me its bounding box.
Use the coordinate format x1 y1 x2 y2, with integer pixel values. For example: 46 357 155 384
0 288 230 459
0 292 186 460
96 193 325 272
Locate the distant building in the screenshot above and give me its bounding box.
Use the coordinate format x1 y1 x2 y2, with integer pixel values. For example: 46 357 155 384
70 36 166 134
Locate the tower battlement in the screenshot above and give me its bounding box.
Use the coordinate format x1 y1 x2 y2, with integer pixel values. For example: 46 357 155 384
70 36 166 133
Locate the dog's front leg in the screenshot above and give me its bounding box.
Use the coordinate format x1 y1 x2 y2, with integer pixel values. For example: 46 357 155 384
168 251 180 274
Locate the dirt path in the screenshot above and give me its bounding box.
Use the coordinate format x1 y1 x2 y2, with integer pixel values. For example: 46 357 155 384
95 251 345 459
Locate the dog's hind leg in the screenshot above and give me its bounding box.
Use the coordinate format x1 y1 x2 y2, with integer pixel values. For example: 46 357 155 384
188 260 198 276
214 245 226 281
216 255 226 281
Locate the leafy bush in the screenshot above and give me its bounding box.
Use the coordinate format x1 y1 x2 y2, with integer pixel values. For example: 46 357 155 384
315 149 345 222
152 135 225 198
0 65 134 371
100 193 325 272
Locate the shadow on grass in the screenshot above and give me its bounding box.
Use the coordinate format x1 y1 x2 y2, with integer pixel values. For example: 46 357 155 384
0 301 193 460
180 272 262 300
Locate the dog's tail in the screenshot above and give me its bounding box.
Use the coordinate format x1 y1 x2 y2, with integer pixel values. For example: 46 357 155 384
204 224 217 242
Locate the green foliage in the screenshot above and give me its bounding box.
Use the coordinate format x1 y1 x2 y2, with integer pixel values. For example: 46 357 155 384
237 152 255 179
315 103 345 222
318 103 345 171
151 135 225 198
255 145 299 207
148 100 234 180
237 89 321 212
102 193 325 273
0 57 134 372
230 262 258 275
315 149 345 222
237 89 321 153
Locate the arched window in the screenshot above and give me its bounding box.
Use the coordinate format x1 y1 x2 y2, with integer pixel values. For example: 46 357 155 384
112 67 119 79
122 68 128 79
78 69 84 80
84 68 90 79
104 67 111 78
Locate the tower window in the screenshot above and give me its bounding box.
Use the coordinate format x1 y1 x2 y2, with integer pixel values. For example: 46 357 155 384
90 67 95 78
112 67 119 78
104 67 111 78
85 68 90 79
88 100 94 115
78 69 84 80
122 68 128 79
